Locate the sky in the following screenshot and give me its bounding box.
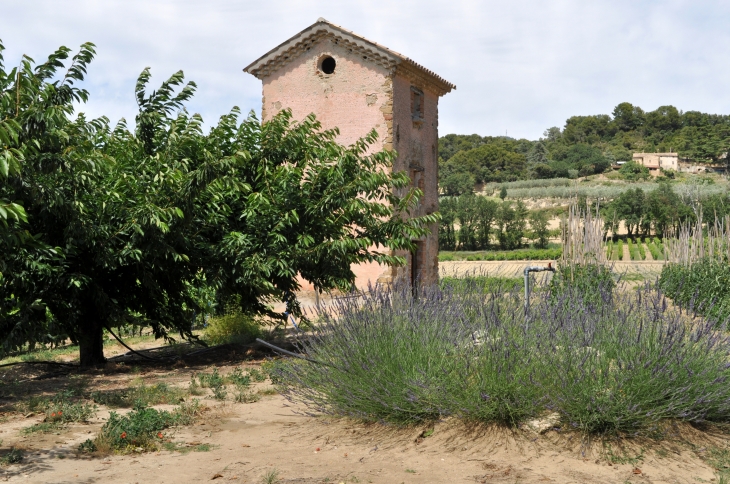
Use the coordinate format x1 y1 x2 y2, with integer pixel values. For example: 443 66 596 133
2 0 729 140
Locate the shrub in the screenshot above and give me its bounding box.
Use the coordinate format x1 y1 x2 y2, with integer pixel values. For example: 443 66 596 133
21 391 97 434
273 279 730 435
659 259 730 323
617 240 624 260
205 311 262 345
94 400 204 453
637 239 646 260
549 263 615 306
0 448 23 466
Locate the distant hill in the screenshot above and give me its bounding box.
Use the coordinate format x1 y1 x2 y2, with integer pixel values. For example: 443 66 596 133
439 103 730 195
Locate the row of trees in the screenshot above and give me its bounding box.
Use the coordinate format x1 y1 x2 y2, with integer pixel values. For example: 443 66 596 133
440 102 730 195
0 42 436 366
439 195 550 251
601 184 730 238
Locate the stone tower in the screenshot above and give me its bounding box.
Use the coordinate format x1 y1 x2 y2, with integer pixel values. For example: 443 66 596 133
244 18 455 288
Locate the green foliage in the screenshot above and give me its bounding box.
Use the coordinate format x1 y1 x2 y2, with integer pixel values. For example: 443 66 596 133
204 311 262 346
617 240 624 260
19 390 96 434
439 195 498 251
549 264 615 305
77 439 97 453
659 259 730 323
529 210 550 249
234 388 260 403
439 248 561 261
496 201 528 250
0 41 436 366
440 172 474 196
439 101 730 192
261 468 280 484
90 382 186 408
627 239 639 261
0 448 23 466
619 161 650 181
276 281 730 435
439 135 530 187
95 400 203 453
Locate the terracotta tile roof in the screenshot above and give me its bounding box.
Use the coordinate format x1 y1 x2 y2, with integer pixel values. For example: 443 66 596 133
244 18 455 96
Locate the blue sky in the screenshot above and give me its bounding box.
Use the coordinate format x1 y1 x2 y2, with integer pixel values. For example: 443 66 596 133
2 0 728 140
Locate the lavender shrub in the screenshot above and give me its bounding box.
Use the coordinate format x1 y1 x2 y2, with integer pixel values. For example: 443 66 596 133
274 274 730 434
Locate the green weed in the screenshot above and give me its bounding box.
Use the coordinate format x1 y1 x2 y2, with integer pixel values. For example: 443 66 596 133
261 468 280 484
90 382 187 408
93 400 204 453
0 448 23 465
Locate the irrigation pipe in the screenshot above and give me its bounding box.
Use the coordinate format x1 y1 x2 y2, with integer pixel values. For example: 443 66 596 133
255 338 343 371
105 325 171 361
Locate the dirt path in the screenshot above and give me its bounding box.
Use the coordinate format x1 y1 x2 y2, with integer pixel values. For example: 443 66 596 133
0 360 723 484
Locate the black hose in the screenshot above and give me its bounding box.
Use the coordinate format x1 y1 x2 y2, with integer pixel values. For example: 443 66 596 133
255 338 342 371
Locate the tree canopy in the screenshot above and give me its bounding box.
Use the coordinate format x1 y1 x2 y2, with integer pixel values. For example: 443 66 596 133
0 41 437 366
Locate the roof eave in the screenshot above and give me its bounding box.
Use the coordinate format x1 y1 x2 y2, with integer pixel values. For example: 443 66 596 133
244 18 455 96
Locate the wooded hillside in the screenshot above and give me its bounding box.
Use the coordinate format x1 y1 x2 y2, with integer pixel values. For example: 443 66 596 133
440 102 730 194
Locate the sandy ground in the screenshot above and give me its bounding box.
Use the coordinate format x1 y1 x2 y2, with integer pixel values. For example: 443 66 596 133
0 356 725 484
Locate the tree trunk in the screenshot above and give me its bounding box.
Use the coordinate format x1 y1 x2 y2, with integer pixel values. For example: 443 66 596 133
79 321 106 368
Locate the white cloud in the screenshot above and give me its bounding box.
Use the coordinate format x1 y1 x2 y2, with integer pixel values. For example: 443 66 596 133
2 0 729 139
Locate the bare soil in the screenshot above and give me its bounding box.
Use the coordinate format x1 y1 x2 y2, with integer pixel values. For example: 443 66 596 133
0 347 725 484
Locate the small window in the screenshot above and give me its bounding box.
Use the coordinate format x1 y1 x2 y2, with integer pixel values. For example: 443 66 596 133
319 56 336 74
411 87 424 121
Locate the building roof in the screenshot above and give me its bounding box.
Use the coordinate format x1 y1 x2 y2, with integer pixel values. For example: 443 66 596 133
243 18 456 96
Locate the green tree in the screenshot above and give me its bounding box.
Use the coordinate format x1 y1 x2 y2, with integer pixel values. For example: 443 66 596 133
1 44 437 366
646 183 694 236
611 188 646 236
527 140 548 165
495 200 527 250
438 197 457 251
612 102 645 131
441 172 474 196
529 211 550 249
499 186 507 200
619 161 650 181
645 105 682 133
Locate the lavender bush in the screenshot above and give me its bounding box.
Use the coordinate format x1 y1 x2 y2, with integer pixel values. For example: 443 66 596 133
274 274 730 435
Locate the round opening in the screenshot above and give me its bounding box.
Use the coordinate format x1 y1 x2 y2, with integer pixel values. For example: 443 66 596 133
320 56 336 74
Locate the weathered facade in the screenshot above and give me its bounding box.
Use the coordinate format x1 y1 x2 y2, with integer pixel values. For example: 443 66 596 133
244 19 454 289
632 152 679 175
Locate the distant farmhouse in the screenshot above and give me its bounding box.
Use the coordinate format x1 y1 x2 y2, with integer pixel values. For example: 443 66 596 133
244 18 455 288
632 152 679 175
631 152 726 175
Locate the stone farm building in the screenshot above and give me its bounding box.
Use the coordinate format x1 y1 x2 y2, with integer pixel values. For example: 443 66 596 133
244 18 455 289
632 152 679 175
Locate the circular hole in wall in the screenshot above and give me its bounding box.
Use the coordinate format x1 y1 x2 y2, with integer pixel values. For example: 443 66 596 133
320 56 336 74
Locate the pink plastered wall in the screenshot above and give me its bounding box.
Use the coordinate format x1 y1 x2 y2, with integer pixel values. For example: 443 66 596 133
261 38 392 148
